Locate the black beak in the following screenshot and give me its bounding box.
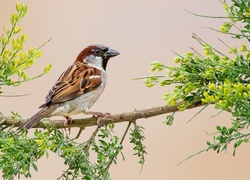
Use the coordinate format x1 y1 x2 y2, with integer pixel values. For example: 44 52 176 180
104 48 120 59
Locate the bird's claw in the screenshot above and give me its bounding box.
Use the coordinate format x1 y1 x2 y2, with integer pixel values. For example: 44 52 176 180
63 116 72 133
89 112 110 126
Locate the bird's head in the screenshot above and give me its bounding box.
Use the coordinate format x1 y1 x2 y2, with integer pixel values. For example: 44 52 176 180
75 44 120 70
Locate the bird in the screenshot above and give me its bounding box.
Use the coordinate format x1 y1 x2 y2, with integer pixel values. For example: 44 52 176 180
17 44 120 130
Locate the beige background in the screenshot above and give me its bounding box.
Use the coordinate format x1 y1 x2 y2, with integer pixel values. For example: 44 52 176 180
1 0 250 179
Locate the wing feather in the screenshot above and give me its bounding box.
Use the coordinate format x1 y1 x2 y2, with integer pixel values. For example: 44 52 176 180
40 63 102 107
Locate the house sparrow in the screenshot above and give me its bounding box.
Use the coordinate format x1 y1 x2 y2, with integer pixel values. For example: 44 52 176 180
18 44 120 130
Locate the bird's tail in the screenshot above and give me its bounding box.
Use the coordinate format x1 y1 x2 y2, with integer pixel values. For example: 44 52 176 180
17 107 55 130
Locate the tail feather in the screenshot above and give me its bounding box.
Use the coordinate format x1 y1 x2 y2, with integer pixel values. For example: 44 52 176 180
17 107 55 130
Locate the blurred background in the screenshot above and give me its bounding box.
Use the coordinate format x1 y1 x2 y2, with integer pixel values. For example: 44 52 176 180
1 0 249 179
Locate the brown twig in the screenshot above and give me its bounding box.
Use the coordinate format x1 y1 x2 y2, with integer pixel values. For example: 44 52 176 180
0 93 30 97
0 101 204 129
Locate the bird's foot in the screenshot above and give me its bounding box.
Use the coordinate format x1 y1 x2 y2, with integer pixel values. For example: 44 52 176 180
86 111 111 127
63 116 72 133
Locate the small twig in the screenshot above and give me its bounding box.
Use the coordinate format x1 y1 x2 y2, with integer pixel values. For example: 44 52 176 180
209 110 223 119
72 127 85 140
184 9 229 19
83 126 101 150
192 33 228 57
58 168 69 180
190 33 203 46
190 47 204 59
186 104 209 123
171 49 184 59
0 93 30 97
232 24 249 40
121 121 133 145
37 38 52 50
217 38 230 48
12 73 47 85
177 148 207 166
132 76 166 80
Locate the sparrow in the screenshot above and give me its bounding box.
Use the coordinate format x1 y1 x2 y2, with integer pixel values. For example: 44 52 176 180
17 44 120 130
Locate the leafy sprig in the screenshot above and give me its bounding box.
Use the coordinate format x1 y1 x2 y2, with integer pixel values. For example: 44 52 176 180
143 0 250 156
130 123 147 169
0 2 52 89
220 0 250 40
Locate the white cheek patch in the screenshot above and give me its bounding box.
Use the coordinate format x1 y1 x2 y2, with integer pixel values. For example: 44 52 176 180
84 55 103 67
93 57 103 68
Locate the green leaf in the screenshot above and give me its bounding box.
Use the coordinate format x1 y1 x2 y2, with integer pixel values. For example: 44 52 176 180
99 140 107 146
234 140 243 148
32 163 38 172
216 126 221 131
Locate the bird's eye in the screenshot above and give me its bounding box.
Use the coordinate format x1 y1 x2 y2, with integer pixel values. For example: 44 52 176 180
94 49 101 55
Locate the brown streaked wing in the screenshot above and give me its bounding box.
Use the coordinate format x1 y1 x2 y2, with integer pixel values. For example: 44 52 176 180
40 63 102 107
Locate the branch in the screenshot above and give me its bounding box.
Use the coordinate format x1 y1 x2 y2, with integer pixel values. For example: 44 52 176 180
0 101 204 129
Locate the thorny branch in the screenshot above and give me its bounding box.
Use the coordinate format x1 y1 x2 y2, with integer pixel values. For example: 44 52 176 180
0 101 204 129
